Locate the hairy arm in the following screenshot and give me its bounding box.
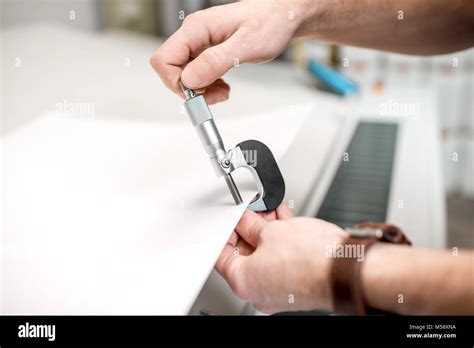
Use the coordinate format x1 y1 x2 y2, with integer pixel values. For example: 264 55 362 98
297 0 474 55
362 244 474 315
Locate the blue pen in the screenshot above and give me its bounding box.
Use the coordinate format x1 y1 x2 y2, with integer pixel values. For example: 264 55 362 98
308 58 359 96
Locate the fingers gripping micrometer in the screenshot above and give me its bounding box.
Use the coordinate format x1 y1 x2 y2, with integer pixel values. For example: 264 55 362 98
179 81 285 211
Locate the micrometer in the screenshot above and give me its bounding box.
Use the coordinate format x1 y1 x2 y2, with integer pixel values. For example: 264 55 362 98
179 81 285 211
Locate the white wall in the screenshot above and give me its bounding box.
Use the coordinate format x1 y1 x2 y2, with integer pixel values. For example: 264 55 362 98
1 0 102 31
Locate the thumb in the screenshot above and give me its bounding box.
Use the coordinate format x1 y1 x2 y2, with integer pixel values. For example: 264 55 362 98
235 209 267 248
181 35 243 89
276 203 294 220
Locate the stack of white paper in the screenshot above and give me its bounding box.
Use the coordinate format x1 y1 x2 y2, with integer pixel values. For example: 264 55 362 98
2 105 308 314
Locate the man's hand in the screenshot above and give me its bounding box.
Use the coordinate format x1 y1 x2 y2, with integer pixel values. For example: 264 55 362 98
215 204 347 314
150 1 309 104
217 205 474 315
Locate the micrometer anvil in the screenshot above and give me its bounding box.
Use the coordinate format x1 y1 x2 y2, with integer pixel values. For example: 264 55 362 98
179 81 285 211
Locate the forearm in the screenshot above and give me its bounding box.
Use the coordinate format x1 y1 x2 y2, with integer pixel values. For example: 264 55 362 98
295 0 474 55
361 243 474 315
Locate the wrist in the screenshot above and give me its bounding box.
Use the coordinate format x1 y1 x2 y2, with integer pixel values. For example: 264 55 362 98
322 230 348 311
302 224 347 312
361 242 409 314
269 0 319 37
292 0 328 37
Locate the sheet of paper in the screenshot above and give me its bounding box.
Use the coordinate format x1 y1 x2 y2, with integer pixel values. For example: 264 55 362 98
2 105 308 314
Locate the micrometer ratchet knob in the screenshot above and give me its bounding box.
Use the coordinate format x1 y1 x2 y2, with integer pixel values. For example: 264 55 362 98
179 81 196 100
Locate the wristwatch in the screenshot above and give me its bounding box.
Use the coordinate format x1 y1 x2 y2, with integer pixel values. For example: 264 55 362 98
330 222 411 315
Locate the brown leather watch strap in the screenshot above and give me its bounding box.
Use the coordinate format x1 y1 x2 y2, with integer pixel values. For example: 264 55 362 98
331 222 411 315
331 237 378 315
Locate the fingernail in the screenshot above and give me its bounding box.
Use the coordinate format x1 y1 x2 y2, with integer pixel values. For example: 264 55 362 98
181 68 202 88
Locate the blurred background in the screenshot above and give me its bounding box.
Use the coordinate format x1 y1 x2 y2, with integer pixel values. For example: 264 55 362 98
1 0 473 248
